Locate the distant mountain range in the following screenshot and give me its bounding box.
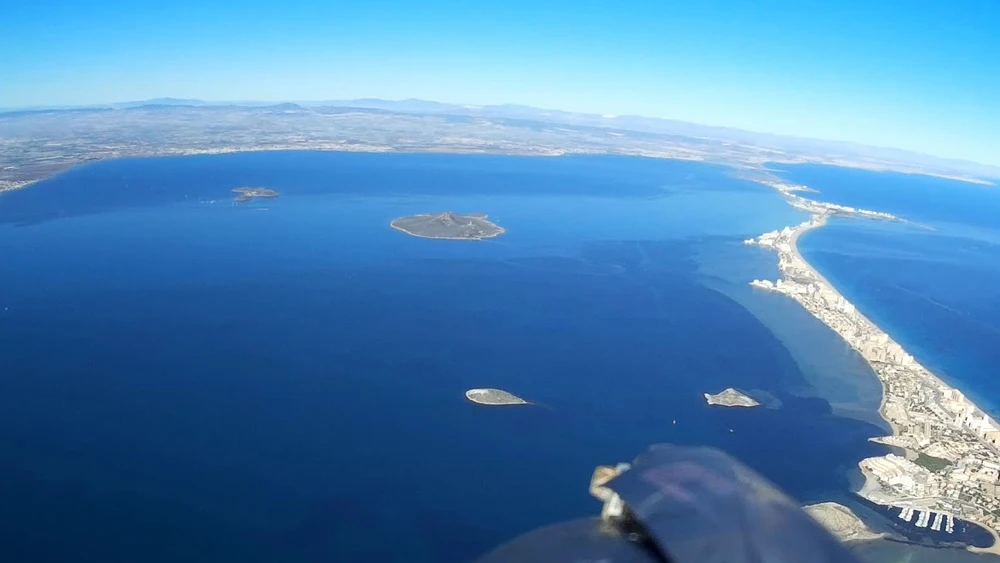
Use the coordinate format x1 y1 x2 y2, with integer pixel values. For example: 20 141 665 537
319 99 1000 179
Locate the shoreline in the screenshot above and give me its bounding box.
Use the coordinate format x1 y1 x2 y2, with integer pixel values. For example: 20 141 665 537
788 218 905 441
803 501 885 543
786 215 830 285
2 147 994 199
750 183 1000 553
787 220 985 447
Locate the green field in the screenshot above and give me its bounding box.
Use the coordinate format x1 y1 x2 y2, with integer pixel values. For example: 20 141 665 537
914 452 951 472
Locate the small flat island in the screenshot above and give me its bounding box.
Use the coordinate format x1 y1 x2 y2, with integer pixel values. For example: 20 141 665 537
704 388 760 408
466 388 528 406
391 212 505 240
232 187 280 204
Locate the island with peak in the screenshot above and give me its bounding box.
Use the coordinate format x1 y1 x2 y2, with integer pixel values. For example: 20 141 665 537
466 388 528 406
232 187 280 204
391 212 505 240
704 388 761 408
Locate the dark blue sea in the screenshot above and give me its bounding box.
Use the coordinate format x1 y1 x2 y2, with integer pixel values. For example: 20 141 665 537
0 152 989 562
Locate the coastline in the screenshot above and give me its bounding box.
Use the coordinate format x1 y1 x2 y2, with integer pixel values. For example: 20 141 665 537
803 501 885 543
750 182 1000 553
2 145 993 200
788 220 980 451
789 220 906 441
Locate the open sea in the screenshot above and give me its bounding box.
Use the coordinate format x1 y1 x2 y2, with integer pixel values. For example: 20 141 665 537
0 152 995 562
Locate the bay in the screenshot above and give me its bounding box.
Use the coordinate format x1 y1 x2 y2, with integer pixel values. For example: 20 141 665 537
0 152 946 562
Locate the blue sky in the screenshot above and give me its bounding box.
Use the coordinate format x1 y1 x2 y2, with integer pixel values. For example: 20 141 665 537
2 0 998 165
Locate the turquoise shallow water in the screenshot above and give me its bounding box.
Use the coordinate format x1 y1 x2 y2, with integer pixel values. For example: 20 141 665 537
0 152 989 562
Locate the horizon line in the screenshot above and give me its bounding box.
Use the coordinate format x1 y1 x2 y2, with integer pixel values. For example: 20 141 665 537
3 95 999 173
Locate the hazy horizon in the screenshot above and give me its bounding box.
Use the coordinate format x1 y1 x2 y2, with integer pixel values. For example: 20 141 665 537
2 1 998 167
4 94 997 173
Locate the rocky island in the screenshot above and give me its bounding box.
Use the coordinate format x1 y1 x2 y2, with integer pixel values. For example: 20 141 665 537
704 388 761 407
465 388 529 406
232 187 280 204
391 212 505 240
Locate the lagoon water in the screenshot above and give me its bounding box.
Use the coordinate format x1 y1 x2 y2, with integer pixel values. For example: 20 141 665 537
0 152 991 562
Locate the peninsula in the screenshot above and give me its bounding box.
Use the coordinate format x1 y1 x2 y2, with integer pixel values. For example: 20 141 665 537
391 212 505 240
804 502 883 543
704 388 760 408
232 186 280 204
465 388 528 406
747 177 1000 553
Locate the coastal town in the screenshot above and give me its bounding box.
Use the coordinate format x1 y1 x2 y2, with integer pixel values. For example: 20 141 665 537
746 180 1000 551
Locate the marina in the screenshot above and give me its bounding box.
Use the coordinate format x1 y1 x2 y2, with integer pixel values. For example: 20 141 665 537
858 497 995 548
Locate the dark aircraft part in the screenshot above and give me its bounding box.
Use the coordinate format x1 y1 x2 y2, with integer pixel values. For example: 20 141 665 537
474 444 860 563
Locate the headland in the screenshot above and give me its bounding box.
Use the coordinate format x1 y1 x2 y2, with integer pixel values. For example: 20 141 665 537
392 212 505 240
747 177 1000 552
804 502 883 543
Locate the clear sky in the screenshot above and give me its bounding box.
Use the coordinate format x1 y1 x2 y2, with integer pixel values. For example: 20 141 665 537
2 0 998 165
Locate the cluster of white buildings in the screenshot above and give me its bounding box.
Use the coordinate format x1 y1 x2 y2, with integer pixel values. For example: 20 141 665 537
783 195 900 221
752 180 814 196
862 454 941 498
